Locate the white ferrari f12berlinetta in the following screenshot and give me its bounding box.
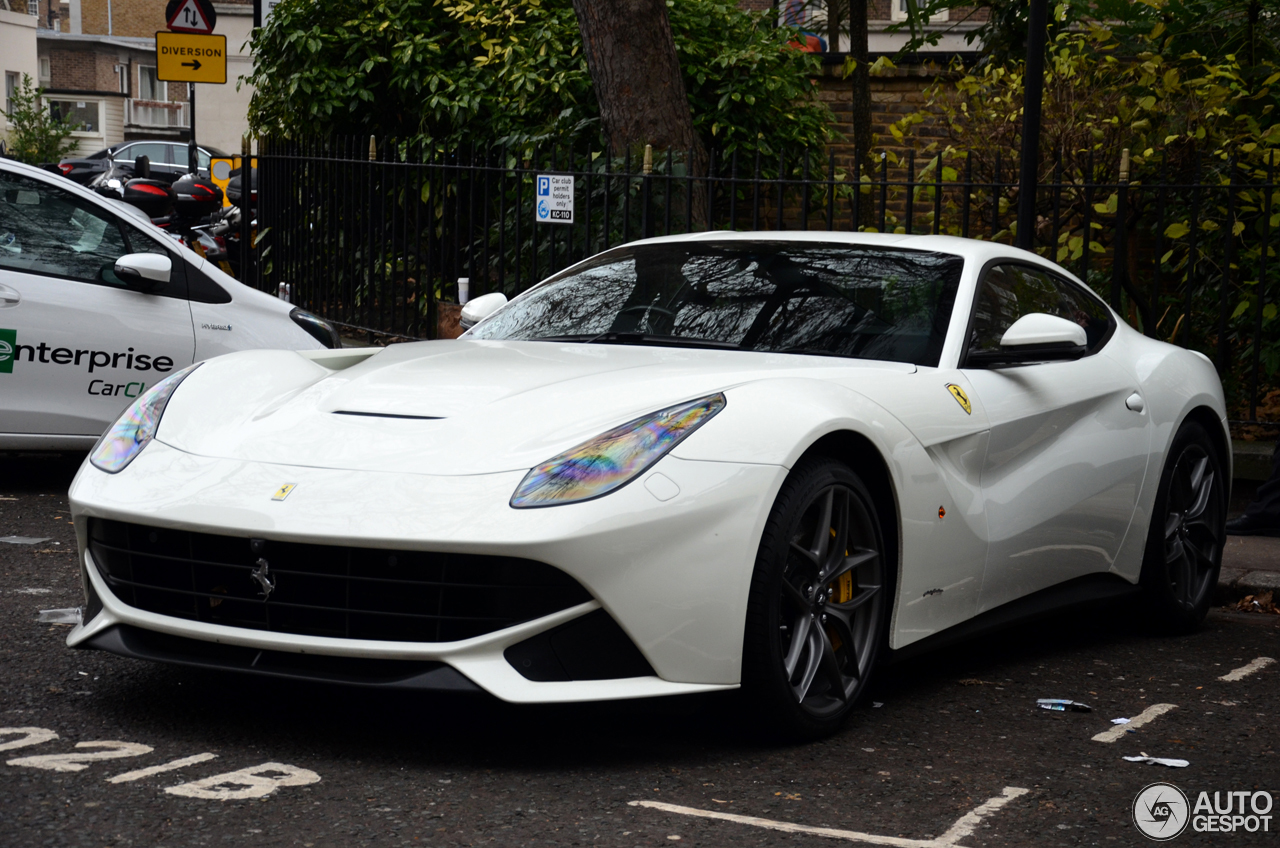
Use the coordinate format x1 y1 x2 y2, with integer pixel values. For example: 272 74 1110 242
67 232 1228 738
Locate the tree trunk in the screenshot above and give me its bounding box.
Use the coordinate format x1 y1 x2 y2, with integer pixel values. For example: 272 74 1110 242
847 0 873 227
571 0 700 155
571 0 709 228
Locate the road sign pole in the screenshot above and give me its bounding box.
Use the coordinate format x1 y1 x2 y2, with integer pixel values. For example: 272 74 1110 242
188 82 197 173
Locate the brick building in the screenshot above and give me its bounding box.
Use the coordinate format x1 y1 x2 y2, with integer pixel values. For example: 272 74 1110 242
30 0 253 156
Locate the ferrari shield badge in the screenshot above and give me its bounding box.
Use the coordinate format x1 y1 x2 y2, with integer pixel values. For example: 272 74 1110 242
946 384 972 415
271 483 297 501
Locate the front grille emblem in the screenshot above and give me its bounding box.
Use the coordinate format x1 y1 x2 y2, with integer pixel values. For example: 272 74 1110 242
249 539 275 600
251 557 275 599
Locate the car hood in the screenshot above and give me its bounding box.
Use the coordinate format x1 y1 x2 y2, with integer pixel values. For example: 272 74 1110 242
157 339 916 475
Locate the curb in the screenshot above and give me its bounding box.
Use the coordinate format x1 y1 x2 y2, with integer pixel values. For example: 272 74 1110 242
1215 566 1280 605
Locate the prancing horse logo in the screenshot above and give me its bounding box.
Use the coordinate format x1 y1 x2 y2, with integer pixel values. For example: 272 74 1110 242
249 539 275 600
251 556 275 599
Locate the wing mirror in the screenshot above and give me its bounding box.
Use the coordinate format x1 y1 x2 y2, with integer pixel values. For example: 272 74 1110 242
967 313 1087 367
459 292 508 331
113 253 172 291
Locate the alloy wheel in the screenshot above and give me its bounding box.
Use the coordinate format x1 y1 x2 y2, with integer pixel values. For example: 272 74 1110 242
1160 443 1223 612
778 483 884 717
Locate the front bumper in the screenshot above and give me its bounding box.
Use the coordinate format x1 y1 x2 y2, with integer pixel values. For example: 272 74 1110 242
68 439 786 702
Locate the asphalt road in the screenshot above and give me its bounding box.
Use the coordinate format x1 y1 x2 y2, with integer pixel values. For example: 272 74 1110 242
1 453 1277 847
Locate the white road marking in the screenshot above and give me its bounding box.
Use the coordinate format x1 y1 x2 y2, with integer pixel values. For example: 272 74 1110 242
1219 656 1275 682
165 762 321 800
8 741 152 772
1091 703 1177 743
0 727 58 753
108 752 218 784
934 787 1032 845
629 786 1030 847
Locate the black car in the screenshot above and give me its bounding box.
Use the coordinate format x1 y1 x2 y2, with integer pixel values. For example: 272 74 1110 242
58 141 230 185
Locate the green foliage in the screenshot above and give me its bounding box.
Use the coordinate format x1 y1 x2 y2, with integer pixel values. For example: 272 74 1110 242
244 0 834 156
888 5 1280 409
3 75 81 166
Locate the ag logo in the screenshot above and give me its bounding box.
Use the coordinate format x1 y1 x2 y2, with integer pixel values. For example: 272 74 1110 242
1133 782 1190 841
946 383 971 415
0 328 15 374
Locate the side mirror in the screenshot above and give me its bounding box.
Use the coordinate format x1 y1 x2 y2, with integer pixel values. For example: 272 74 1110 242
968 313 1087 367
459 292 508 331
113 253 172 291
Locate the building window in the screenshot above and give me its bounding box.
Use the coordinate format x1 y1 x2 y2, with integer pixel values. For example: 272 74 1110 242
27 0 37 16
115 64 127 94
892 0 947 22
48 99 99 132
5 72 19 119
138 66 163 101
38 56 50 84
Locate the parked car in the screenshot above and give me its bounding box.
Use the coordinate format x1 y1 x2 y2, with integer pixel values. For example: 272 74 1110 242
0 157 340 451
65 232 1227 738
57 141 231 186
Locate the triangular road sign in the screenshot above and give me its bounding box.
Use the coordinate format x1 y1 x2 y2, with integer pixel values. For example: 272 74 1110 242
166 0 215 34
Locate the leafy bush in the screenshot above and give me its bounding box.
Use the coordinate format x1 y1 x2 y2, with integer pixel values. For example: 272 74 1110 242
244 0 834 157
3 74 81 165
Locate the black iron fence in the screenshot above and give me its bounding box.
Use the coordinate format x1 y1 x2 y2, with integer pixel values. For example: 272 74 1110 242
252 137 1280 425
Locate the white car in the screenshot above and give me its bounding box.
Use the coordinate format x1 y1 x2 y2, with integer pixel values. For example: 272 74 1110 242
0 157 339 450
66 232 1228 738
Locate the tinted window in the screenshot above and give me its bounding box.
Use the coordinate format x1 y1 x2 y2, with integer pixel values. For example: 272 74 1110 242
0 170 182 297
968 264 1113 357
120 142 171 165
469 241 964 366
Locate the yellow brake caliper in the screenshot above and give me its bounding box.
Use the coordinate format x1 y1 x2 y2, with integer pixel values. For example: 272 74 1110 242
825 527 853 650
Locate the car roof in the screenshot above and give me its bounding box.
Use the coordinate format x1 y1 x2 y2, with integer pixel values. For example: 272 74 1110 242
611 230 1085 286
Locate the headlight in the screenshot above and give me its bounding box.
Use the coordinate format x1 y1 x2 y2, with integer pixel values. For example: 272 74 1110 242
510 393 726 508
290 307 341 349
89 363 201 473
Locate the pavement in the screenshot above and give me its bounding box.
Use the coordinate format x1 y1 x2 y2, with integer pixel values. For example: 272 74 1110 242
1219 535 1280 602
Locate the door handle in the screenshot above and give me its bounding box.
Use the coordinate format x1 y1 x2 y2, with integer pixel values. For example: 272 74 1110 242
0 284 20 308
1125 392 1145 413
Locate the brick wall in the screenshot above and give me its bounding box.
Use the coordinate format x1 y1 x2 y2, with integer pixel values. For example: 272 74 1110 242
815 62 949 165
76 0 167 37
45 45 97 90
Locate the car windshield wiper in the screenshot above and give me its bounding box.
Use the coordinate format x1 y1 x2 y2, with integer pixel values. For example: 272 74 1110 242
776 347 853 359
533 332 741 351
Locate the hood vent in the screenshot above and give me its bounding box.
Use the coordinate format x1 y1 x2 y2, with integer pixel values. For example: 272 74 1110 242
333 411 443 420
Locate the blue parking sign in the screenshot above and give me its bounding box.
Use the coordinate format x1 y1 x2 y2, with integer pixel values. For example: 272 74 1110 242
537 176 551 196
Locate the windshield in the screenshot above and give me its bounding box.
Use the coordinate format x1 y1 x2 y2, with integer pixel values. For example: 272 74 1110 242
469 241 964 366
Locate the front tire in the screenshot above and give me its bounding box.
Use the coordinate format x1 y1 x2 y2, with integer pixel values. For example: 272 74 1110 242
742 457 889 740
1139 420 1226 634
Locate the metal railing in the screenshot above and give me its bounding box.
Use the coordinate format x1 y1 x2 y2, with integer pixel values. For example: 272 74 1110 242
125 99 189 130
254 137 1280 425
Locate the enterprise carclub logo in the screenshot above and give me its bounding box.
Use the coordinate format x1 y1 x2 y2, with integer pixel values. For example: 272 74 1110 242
1134 782 1190 841
0 328 14 374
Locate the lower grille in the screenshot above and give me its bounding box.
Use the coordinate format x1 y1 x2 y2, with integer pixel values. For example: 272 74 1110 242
88 519 592 643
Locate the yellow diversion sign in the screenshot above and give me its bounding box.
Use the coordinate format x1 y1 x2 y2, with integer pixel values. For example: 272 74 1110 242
155 32 227 84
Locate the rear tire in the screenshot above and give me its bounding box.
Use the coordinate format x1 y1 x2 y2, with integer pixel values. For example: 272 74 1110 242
1139 420 1226 634
742 457 890 740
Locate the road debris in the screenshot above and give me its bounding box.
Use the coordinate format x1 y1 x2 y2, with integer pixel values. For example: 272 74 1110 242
1123 753 1190 768
1037 699 1092 712
1230 591 1279 614
36 608 82 626
1110 717 1131 725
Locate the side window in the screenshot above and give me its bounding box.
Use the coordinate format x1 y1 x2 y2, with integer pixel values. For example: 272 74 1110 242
124 143 170 166
0 170 181 297
968 264 1114 358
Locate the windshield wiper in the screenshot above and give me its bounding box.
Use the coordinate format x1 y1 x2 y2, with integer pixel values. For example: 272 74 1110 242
535 332 741 350
776 347 853 359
